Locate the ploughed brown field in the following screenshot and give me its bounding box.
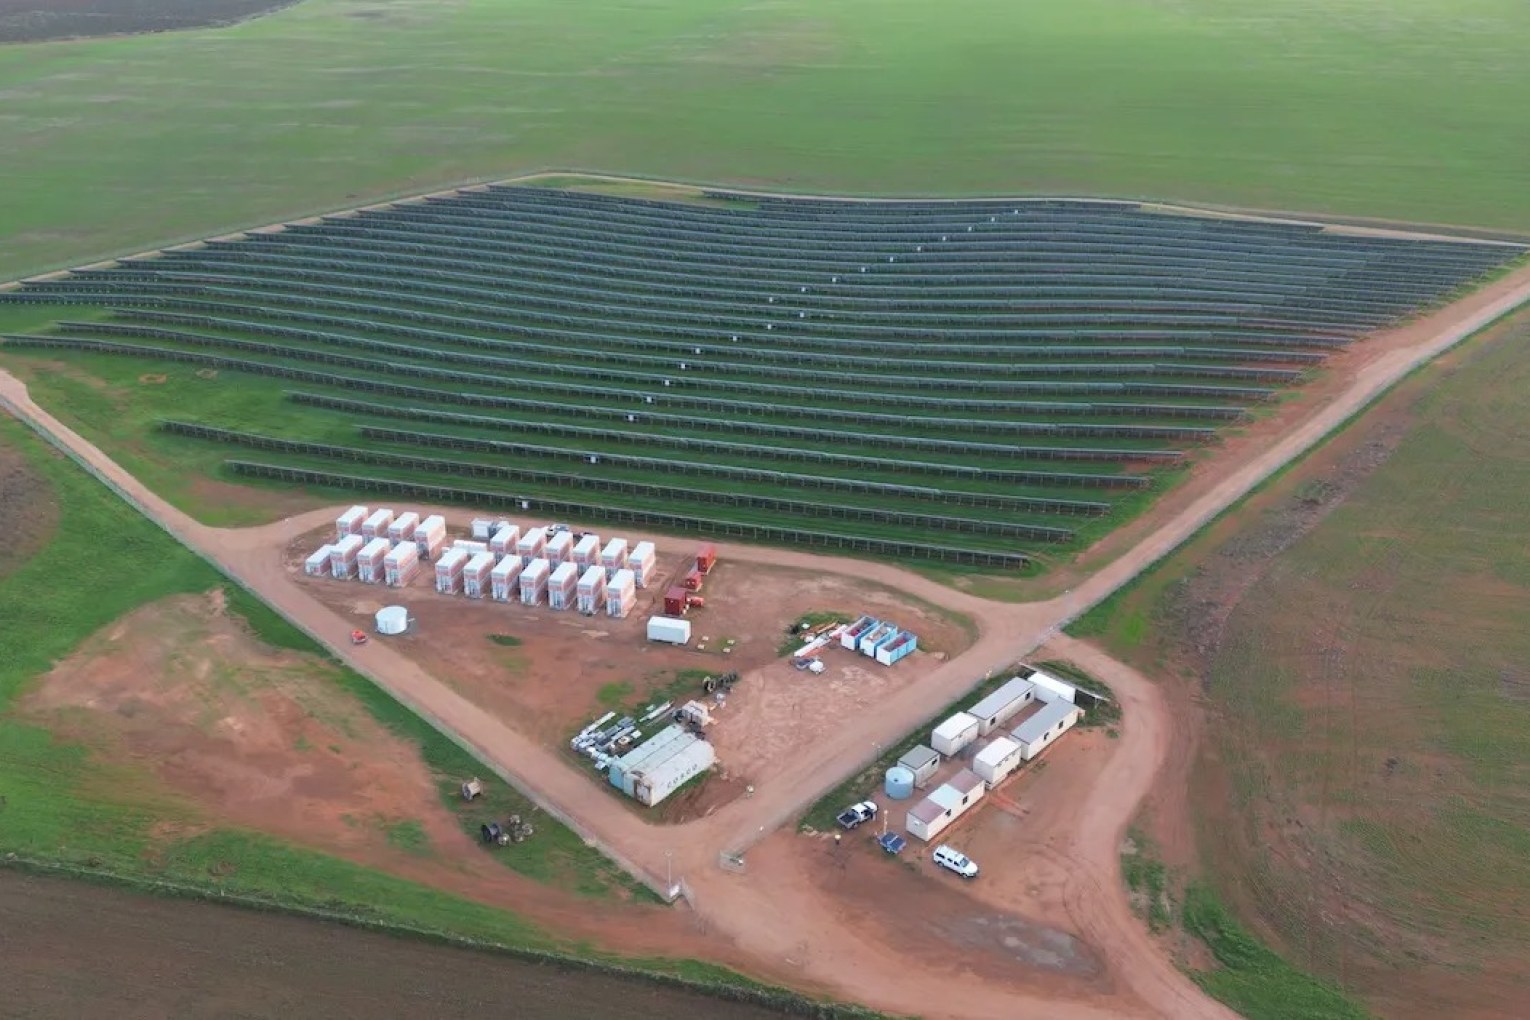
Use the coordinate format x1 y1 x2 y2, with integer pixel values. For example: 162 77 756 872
0 0 301 43
0 869 794 1020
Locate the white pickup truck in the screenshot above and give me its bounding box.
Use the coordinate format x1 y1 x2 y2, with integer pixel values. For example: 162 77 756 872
835 801 878 830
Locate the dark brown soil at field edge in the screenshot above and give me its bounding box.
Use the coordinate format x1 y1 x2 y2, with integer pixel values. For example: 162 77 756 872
0 870 796 1020
0 0 303 44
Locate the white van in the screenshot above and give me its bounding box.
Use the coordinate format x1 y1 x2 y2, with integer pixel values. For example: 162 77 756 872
932 845 979 878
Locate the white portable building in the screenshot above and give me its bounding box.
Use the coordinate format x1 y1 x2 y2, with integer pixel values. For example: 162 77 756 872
462 551 497 599
383 541 420 587
434 547 469 594
361 508 394 542
304 545 333 577
545 529 574 566
489 523 521 558
572 533 602 570
967 677 1038 735
646 616 691 645
606 568 637 618
329 534 364 579
973 736 1024 787
470 517 497 541
490 556 522 602
519 557 551 605
600 537 629 573
1011 699 1083 761
1026 669 1080 705
516 527 548 566
335 505 367 542
627 541 657 588
547 560 579 610
931 712 980 757
897 745 941 788
414 515 447 560
387 511 420 546
576 565 606 614
904 769 986 843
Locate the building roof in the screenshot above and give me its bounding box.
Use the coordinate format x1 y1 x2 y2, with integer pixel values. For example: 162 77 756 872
932 712 979 739
967 677 1036 720
974 736 1021 766
909 796 948 823
898 745 940 769
1026 669 1080 704
1012 698 1081 744
927 785 964 812
947 768 985 796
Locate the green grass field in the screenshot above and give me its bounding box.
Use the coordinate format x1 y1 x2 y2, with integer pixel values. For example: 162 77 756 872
3 0 1530 284
1071 312 1530 1017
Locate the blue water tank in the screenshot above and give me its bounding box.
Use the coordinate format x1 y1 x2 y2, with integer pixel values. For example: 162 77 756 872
884 766 916 801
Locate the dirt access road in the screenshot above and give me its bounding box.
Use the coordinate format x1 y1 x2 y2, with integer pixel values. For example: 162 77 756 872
4 263 1530 1020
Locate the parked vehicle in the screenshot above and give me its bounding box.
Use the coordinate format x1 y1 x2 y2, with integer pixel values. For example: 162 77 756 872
933 845 979 878
878 832 907 855
836 801 878 830
349 630 368 645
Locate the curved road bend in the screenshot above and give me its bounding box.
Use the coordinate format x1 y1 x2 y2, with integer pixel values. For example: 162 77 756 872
2 265 1528 1019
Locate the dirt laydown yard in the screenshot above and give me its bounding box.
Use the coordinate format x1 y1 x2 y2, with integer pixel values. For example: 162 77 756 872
285 514 972 820
1075 310 1530 1019
0 0 302 43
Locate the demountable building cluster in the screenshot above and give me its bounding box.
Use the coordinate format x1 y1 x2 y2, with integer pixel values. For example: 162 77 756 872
606 568 637 618
335 505 367 542
361 508 394 542
356 536 391 584
607 724 714 807
576 565 606 615
330 534 364 580
435 547 469 595
547 561 579 610
384 542 420 587
462 551 496 599
519 557 551 605
490 556 522 602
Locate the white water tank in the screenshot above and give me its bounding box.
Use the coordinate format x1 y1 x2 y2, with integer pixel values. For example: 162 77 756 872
375 606 409 636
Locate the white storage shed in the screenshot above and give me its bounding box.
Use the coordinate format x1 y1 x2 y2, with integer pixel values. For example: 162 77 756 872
967 677 1038 735
931 711 980 757
897 745 941 788
904 769 986 843
973 736 1024 787
1011 699 1084 761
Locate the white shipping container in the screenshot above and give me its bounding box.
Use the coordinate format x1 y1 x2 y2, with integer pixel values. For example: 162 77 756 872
572 533 602 570
547 561 579 610
335 505 368 542
388 511 420 545
576 565 607 614
546 530 574 566
329 534 365 579
646 616 691 645
304 545 334 577
627 541 657 588
600 538 629 573
471 518 496 540
384 542 420 587
356 536 392 584
519 557 551 605
516 527 548 566
414 515 447 559
490 556 523 601
462 551 497 599
489 524 521 557
435 547 469 594
361 508 394 541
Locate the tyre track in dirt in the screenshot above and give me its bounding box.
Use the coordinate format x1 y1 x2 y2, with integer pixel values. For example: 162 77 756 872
3 263 1529 1020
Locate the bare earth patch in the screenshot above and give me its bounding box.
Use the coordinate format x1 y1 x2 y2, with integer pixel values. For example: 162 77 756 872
0 0 304 43
0 436 59 580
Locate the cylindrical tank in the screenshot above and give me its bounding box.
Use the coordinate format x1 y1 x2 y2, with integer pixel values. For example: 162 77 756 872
884 766 916 800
